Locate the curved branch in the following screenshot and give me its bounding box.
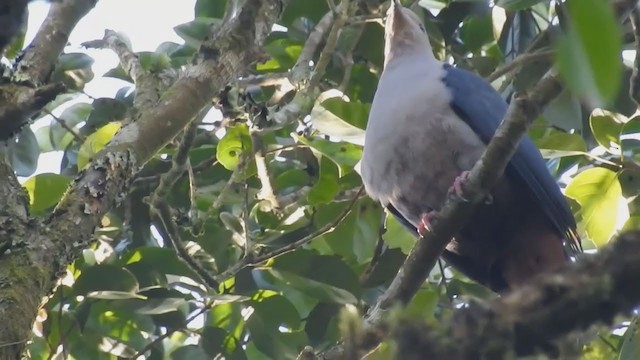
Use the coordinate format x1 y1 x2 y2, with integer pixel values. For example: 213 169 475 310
14 0 98 84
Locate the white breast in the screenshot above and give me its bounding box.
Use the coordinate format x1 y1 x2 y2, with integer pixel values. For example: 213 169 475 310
360 58 486 226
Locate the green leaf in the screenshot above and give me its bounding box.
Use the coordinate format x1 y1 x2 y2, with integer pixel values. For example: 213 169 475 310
23 173 70 214
296 136 361 176
535 131 587 158
256 39 303 72
589 109 625 154
496 0 545 10
565 167 623 247
459 15 493 53
123 247 199 278
307 156 340 205
8 127 39 177
404 288 439 320
556 0 622 106
137 52 172 72
84 98 128 133
116 297 188 314
86 291 146 300
542 90 583 131
310 96 368 145
620 317 640 360
74 265 139 295
57 52 95 71
171 345 209 360
254 268 358 304
195 0 227 18
216 124 252 170
37 103 92 152
314 198 382 264
77 122 121 170
383 214 416 254
174 18 222 48
621 115 640 155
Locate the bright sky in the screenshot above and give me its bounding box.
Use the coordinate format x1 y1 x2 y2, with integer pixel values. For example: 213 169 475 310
23 0 196 179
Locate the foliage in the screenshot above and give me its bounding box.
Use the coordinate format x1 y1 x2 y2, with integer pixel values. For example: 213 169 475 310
4 0 640 358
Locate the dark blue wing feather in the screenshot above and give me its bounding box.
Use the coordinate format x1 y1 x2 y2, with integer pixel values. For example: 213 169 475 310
441 64 579 249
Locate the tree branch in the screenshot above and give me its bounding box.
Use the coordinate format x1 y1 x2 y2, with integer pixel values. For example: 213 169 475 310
82 29 175 111
0 0 288 357
386 230 640 359
14 0 98 84
0 82 66 140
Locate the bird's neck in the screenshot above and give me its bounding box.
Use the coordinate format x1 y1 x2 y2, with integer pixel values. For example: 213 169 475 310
383 43 438 70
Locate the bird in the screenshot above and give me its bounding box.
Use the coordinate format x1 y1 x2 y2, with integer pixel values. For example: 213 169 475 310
359 0 581 292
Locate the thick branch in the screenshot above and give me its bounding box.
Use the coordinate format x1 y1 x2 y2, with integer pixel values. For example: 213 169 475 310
388 230 640 359
0 82 66 140
82 29 172 111
0 1 287 357
14 0 98 84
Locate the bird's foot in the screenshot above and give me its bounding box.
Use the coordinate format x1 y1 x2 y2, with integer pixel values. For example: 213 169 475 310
417 212 436 237
448 171 471 202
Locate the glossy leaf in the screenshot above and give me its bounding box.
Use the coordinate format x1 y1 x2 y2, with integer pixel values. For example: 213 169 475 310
77 122 122 169
589 108 625 154
535 131 587 158
310 95 368 145
216 124 252 170
565 167 623 247
296 136 362 176
556 0 622 105
74 265 139 295
253 268 358 305
23 173 70 214
9 127 39 177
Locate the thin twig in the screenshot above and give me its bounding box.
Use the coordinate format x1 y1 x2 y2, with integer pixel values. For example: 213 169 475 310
44 109 85 143
310 0 351 87
152 199 219 289
149 109 219 289
360 214 387 285
214 186 364 282
132 300 214 359
486 49 554 82
249 185 363 264
267 0 353 131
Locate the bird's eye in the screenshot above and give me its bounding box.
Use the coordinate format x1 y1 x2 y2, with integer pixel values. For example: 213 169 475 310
418 23 426 33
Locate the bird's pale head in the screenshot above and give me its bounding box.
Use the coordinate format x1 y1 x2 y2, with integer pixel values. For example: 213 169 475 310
384 0 433 66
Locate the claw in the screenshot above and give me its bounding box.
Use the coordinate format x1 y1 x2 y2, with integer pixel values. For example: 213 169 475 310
448 171 471 202
417 212 436 237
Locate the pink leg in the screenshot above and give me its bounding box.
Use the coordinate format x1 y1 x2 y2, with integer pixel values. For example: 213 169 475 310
417 211 436 237
448 171 471 201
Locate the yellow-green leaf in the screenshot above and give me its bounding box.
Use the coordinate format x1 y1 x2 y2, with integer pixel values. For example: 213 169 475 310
589 108 625 154
77 122 121 169
565 167 623 247
23 173 70 214
216 124 252 170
